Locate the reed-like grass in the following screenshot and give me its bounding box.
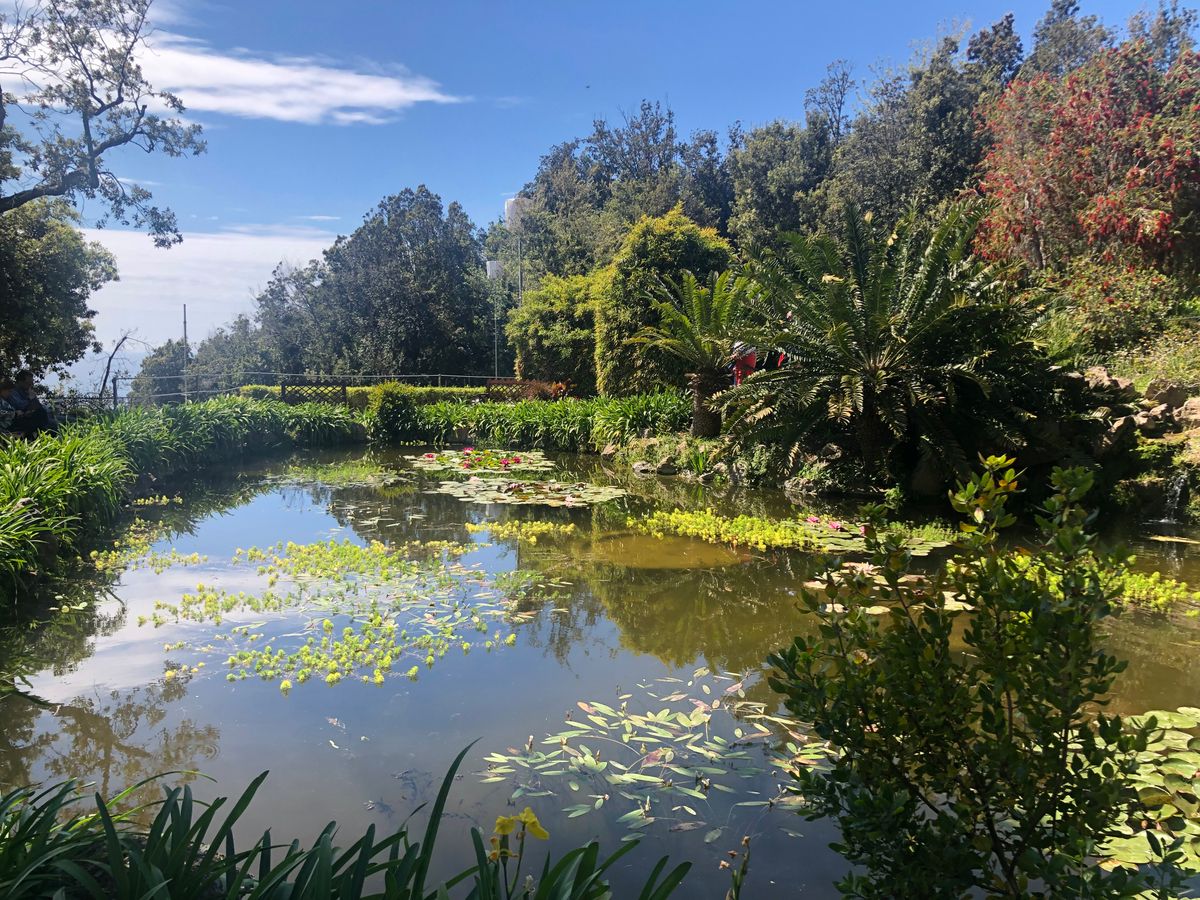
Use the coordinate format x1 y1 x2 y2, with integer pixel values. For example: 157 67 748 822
394 392 691 452
0 397 363 592
0 746 688 899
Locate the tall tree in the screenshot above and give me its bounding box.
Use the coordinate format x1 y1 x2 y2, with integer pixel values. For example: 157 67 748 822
0 0 205 246
0 198 115 375
1019 0 1112 79
804 59 856 145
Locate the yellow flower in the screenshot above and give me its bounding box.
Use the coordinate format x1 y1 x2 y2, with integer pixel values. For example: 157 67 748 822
517 807 549 840
494 815 517 836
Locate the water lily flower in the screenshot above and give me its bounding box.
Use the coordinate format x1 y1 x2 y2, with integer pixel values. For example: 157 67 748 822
423 453 435 459
829 521 843 531
806 515 821 524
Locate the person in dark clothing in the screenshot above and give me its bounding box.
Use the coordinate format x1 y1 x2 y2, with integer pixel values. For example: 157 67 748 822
5 371 54 435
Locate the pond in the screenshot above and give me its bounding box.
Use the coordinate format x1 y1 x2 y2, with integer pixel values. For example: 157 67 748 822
2 447 1199 897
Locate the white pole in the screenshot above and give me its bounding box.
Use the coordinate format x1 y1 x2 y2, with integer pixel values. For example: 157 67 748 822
182 304 189 403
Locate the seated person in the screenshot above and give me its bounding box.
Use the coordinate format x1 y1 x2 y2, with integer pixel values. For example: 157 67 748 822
5 371 54 435
0 381 19 433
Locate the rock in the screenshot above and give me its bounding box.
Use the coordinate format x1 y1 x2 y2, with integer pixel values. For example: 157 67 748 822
818 442 843 461
600 442 618 459
631 461 655 476
1146 379 1195 410
1084 365 1138 401
1133 411 1167 437
1092 415 1137 458
1178 397 1200 429
654 461 679 476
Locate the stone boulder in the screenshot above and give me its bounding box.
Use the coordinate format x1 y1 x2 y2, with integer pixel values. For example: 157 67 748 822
1092 415 1138 458
1146 379 1196 410
631 460 655 476
1178 397 1200 429
1085 366 1140 401
654 460 679 476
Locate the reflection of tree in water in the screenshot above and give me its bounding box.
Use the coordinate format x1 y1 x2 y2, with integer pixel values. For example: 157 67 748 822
0 670 219 803
514 534 821 681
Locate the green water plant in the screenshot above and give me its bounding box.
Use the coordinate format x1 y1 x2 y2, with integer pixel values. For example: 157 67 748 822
407 448 555 476
768 457 1171 896
481 668 825 838
465 520 577 542
629 507 953 556
433 478 627 508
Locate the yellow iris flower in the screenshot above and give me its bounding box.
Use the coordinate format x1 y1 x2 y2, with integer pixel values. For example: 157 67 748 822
517 807 549 840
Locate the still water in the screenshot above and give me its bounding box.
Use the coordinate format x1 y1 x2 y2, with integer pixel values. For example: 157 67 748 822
2 448 1199 897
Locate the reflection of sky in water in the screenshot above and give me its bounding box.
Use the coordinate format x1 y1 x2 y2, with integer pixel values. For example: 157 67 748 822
4 449 1200 897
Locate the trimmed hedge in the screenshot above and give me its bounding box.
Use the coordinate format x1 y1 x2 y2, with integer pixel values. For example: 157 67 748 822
365 392 691 451
239 383 485 409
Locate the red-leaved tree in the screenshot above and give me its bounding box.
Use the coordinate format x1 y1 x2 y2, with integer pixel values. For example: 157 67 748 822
979 39 1200 274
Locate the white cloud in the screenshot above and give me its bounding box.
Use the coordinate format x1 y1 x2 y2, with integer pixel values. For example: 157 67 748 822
81 225 337 349
298 214 341 222
139 32 464 125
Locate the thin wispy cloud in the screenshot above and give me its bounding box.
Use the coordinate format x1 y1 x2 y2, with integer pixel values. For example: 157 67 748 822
140 32 464 125
298 214 341 221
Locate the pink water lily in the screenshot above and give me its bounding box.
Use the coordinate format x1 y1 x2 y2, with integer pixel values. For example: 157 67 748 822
829 521 843 531
806 515 821 524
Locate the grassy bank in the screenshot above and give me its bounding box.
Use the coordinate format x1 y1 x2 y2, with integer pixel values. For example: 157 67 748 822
0 397 363 591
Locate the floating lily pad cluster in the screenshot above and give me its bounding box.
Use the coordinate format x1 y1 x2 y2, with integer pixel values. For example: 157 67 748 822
1099 706 1200 874
480 668 827 838
139 538 549 690
270 459 414 488
407 447 555 476
629 508 953 556
433 477 627 508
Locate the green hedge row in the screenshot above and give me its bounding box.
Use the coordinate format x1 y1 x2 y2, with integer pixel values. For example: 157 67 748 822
364 387 690 451
0 396 363 591
238 383 485 409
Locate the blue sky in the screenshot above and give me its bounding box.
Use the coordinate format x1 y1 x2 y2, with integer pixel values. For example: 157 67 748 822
68 0 1144 373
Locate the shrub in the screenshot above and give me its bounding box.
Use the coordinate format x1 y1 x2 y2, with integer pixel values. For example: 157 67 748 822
594 206 732 396
238 383 485 409
769 459 1165 896
1107 328 1200 392
364 382 422 442
506 273 599 394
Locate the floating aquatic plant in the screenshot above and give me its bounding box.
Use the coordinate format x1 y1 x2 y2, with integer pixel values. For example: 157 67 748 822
434 477 627 508
407 447 555 476
91 517 207 575
465 520 577 542
628 508 953 556
480 667 827 837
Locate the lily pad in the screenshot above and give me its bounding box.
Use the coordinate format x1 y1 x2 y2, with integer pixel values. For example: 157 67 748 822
431 477 627 508
407 448 555 476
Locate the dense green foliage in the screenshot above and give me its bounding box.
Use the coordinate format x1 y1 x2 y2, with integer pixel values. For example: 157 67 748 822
363 393 690 451
506 273 600 394
630 270 750 436
594 207 732 396
0 200 116 376
0 397 361 592
238 384 485 410
727 205 1054 481
0 746 688 899
769 459 1166 897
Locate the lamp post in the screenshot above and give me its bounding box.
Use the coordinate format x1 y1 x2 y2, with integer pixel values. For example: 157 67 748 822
486 259 504 378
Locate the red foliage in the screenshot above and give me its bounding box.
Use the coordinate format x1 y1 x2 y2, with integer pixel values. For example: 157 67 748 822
979 40 1200 271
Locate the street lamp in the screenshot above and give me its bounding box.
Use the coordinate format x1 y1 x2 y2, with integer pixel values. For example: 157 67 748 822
486 259 504 378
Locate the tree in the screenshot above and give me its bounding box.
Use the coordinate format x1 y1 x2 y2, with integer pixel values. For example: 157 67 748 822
769 460 1162 897
229 187 492 378
823 28 1005 229
0 0 205 246
593 207 732 396
0 198 115 375
630 270 749 437
726 119 835 248
980 39 1200 274
129 337 185 404
804 59 856 145
727 205 1051 482
506 273 600 394
1019 0 1112 79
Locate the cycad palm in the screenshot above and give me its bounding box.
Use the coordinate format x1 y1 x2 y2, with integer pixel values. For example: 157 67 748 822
728 203 1046 481
631 270 747 437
